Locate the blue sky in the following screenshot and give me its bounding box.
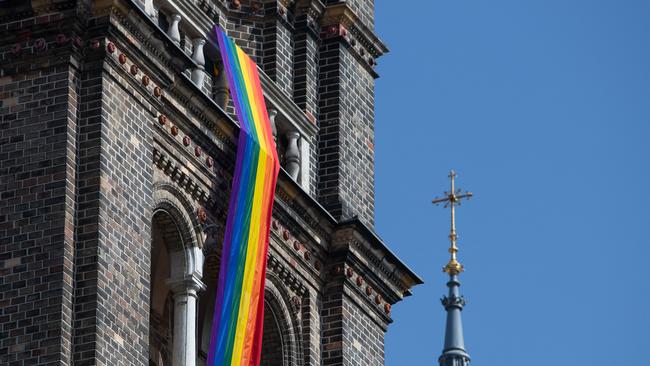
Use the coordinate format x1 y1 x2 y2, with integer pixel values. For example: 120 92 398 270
373 1 650 365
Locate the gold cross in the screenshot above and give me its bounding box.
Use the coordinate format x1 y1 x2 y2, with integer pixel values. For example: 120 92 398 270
432 170 473 275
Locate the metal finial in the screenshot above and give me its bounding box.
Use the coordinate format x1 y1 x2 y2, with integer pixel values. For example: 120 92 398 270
432 170 473 275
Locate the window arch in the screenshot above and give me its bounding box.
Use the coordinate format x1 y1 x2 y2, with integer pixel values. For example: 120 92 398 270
261 296 285 366
196 263 303 365
261 273 303 366
149 185 205 366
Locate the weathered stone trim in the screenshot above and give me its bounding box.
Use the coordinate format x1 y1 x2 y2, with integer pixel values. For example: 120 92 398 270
153 182 203 249
265 271 305 365
268 253 309 297
153 148 210 204
320 3 387 58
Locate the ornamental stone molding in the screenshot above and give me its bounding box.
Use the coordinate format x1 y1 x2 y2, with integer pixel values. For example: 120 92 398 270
268 255 309 297
295 0 325 22
153 182 204 249
333 223 420 302
113 4 196 74
264 271 305 365
153 148 210 203
320 2 388 58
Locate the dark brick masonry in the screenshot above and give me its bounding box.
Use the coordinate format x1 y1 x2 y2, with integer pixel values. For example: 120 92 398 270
0 53 77 365
0 0 421 365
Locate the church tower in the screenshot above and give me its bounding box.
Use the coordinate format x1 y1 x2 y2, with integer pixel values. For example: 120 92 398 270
0 0 422 364
433 171 472 366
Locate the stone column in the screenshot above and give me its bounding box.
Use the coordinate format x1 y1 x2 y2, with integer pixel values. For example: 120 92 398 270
299 136 311 189
285 131 301 180
144 0 155 17
167 275 206 366
213 60 229 110
167 14 182 45
268 107 278 143
191 38 206 87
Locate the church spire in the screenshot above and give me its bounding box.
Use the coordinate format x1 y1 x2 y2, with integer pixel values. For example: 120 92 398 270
432 170 472 366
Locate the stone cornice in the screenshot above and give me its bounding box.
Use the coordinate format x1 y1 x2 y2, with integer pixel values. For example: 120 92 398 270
119 2 198 75
342 281 391 329
273 198 327 251
295 0 325 18
332 219 423 303
320 3 388 58
165 73 237 147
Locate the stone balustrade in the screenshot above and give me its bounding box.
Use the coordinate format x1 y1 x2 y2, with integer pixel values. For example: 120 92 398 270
146 0 317 191
190 37 206 86
284 131 301 180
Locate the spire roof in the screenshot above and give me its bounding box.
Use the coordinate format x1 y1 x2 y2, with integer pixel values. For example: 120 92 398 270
432 170 472 366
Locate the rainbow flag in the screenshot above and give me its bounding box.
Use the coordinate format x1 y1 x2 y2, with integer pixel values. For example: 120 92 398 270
207 27 280 366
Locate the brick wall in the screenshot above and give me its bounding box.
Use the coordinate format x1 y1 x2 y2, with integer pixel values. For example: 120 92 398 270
225 17 266 64
318 38 376 227
293 11 320 196
322 286 344 365
0 32 77 364
293 14 320 119
71 58 154 365
69 56 104 365
301 290 323 365
263 18 294 98
322 278 388 366
342 290 385 366
0 11 78 365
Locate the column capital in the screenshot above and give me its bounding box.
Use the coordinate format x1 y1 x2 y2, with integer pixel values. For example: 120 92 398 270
167 274 206 298
167 274 203 366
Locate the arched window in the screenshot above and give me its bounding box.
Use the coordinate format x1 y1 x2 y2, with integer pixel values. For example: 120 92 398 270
149 199 205 366
260 276 303 366
197 237 220 366
196 265 302 365
261 298 285 366
149 211 178 366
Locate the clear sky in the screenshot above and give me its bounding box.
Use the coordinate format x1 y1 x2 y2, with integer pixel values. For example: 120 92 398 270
373 1 650 365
